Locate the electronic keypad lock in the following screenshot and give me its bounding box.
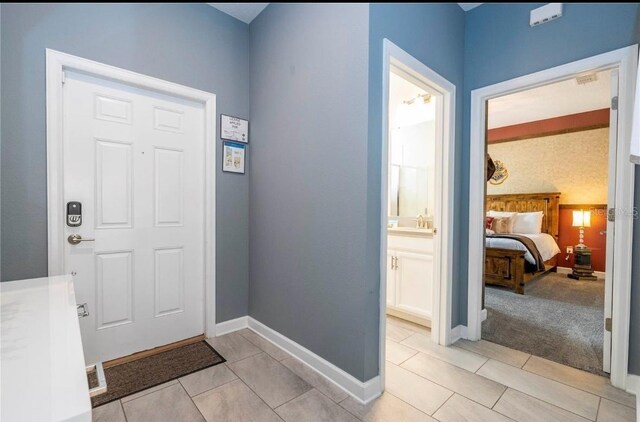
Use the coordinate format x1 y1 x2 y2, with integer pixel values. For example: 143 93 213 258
67 201 82 227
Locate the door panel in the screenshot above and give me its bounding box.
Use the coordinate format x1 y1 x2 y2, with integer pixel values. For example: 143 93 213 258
603 69 619 374
63 70 205 364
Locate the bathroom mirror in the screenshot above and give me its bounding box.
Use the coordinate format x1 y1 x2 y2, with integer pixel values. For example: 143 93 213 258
388 70 436 222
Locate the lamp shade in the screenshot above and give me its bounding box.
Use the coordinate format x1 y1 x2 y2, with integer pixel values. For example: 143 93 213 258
572 210 591 227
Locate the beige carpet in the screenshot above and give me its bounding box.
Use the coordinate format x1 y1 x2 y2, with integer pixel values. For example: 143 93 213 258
483 272 605 376
89 340 225 407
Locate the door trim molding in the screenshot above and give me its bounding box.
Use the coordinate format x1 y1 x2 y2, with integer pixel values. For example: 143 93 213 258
380 39 456 391
45 49 218 337
467 45 638 389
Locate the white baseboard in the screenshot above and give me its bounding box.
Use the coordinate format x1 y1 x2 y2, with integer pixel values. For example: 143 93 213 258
481 309 487 322
556 266 605 279
247 317 382 404
450 324 468 343
215 316 248 336
626 374 640 420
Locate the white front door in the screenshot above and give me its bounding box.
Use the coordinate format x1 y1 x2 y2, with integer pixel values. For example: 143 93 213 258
63 70 206 365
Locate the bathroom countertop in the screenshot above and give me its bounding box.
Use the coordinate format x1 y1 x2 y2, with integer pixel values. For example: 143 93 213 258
388 227 434 237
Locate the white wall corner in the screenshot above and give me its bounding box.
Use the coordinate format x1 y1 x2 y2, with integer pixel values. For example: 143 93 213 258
215 316 248 336
626 374 640 420
247 317 382 404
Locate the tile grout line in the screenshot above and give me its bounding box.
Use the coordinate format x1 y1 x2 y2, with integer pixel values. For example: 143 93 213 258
474 357 491 374
334 395 365 421
119 400 129 422
182 367 239 401
595 397 602 421
520 353 533 369
397 336 490 373
490 386 509 410
237 329 290 361
478 359 603 419
393 349 420 366
394 360 505 413
120 380 179 404
179 378 211 421
463 339 631 408
519 364 635 409
453 341 532 370
506 386 601 422
429 391 455 417
224 355 295 421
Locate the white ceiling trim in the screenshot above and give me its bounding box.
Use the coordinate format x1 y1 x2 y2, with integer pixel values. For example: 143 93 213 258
207 3 269 24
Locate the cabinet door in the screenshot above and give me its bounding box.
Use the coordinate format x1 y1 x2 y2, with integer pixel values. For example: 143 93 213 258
386 251 396 306
395 251 433 318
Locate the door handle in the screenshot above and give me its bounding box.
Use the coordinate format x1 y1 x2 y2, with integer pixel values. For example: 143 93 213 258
68 234 95 245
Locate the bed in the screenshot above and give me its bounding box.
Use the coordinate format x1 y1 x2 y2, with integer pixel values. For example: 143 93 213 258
484 192 561 294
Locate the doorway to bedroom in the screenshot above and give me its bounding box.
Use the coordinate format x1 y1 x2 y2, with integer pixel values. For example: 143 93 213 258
480 70 613 376
467 46 638 389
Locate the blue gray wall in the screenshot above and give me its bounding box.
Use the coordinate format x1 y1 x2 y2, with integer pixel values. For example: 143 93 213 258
368 3 466 335
0 3 250 322
463 3 640 373
248 3 373 381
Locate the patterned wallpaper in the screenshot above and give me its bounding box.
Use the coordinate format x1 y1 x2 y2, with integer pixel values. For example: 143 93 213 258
487 128 609 204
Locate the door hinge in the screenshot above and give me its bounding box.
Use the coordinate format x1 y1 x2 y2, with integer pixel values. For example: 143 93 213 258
605 317 612 332
608 208 615 222
611 96 618 111
61 71 66 85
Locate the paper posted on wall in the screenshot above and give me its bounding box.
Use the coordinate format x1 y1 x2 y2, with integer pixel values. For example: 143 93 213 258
223 141 246 174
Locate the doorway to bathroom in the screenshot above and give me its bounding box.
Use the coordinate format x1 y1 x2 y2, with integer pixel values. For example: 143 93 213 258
379 39 456 390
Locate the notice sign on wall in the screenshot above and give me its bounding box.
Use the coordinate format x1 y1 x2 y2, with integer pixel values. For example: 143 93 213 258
222 141 246 174
221 114 249 143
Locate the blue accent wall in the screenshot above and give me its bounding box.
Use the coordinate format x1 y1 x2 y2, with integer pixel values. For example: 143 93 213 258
0 3 250 322
463 3 640 373
248 3 373 380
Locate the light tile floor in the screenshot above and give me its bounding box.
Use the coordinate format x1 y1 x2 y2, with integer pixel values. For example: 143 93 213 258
93 316 637 421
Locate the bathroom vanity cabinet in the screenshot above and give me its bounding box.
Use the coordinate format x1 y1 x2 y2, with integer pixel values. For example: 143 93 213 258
386 230 434 327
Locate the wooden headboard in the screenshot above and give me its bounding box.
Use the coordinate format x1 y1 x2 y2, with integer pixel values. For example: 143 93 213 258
486 192 560 240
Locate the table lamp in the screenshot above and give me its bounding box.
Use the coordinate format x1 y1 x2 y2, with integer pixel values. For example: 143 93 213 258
572 209 591 249
569 209 597 280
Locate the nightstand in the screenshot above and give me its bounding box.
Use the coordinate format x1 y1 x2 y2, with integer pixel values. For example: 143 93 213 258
568 247 598 281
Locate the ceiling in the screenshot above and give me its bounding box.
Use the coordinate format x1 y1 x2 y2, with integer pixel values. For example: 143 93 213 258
208 3 482 24
458 3 483 11
488 70 611 129
207 3 268 24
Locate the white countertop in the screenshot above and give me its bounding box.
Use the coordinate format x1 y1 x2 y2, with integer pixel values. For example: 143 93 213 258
388 227 434 237
1 275 91 422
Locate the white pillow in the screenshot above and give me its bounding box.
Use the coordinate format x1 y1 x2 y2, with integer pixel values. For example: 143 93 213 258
486 228 495 235
487 210 517 233
512 211 544 234
487 210 518 218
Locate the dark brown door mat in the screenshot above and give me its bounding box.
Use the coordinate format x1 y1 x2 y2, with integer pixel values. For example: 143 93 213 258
88 340 225 408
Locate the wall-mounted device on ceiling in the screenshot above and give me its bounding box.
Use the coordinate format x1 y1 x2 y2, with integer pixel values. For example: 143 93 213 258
530 3 563 27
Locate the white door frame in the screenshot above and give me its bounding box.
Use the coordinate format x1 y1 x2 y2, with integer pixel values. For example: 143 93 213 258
45 49 218 338
380 39 456 387
467 45 638 389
